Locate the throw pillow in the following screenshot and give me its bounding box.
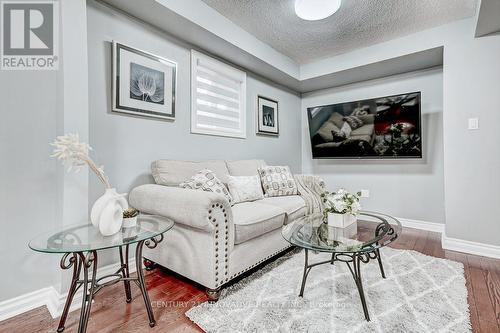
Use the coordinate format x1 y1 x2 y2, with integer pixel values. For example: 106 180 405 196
330 122 353 141
179 169 233 205
317 121 341 142
327 112 345 129
258 166 298 197
351 106 370 116
226 175 264 204
343 115 364 129
330 129 347 142
339 122 353 138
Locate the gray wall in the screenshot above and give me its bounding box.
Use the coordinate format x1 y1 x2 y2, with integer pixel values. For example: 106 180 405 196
0 0 90 302
443 22 500 245
302 68 445 224
86 1 302 208
1 0 497 309
0 71 59 301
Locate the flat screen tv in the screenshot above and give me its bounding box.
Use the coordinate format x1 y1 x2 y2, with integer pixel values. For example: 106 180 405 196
307 92 422 159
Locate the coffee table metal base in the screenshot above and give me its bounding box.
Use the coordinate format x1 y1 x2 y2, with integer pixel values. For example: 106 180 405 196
298 248 385 321
57 235 163 333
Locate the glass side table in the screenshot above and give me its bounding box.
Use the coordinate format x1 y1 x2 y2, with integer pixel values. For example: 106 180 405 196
282 211 401 321
29 215 174 333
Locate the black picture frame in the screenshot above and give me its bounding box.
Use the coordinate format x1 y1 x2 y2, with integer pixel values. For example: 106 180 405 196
257 95 279 136
112 41 177 120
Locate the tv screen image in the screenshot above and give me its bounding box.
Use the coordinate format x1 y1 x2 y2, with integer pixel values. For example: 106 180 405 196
307 92 422 159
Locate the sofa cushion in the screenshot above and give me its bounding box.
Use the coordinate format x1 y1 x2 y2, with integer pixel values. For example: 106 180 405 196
315 142 342 149
358 114 375 124
152 160 229 185
350 135 373 143
232 202 286 244
351 124 374 136
226 159 266 177
256 196 306 224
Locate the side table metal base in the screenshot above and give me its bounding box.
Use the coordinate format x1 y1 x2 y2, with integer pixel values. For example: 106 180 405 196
57 235 163 333
298 248 386 322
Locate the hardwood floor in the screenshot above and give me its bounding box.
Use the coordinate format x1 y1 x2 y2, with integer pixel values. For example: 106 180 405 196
1 228 499 333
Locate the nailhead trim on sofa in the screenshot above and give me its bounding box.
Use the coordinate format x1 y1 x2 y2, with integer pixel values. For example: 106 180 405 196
209 202 230 288
209 202 293 289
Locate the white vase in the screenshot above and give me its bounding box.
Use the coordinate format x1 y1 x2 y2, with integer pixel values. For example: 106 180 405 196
327 212 357 228
90 188 128 236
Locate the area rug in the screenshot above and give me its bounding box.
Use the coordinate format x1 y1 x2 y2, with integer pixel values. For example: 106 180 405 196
186 247 471 332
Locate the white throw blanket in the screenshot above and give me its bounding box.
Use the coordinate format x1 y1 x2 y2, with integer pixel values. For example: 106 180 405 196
294 174 326 214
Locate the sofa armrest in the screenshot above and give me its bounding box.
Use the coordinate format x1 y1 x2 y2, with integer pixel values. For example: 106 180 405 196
129 184 232 232
132 184 235 289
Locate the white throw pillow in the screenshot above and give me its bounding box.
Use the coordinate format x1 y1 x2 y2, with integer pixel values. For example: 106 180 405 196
258 166 298 197
227 175 264 204
179 169 233 205
339 122 352 138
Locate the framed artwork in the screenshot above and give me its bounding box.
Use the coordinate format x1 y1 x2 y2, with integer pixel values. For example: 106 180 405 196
112 41 177 120
256 95 279 136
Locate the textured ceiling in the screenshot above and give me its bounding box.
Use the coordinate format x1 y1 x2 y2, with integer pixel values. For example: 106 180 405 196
201 0 477 64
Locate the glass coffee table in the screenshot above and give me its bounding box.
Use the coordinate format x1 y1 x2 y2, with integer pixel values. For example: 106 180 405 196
282 211 401 321
29 215 174 333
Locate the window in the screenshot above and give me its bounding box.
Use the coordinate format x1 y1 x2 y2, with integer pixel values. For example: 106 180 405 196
191 50 246 138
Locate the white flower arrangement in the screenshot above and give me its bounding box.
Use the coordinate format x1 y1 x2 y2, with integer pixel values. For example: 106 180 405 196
321 189 361 218
51 133 111 189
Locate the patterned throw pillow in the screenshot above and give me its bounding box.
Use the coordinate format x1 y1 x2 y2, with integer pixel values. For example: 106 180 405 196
227 175 264 204
343 115 364 129
179 169 233 205
258 166 298 197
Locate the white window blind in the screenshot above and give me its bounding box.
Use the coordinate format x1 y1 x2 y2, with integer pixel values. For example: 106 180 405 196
191 50 246 138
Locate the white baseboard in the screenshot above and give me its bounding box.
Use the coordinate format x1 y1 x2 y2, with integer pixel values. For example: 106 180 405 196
396 217 445 233
0 286 56 322
0 260 137 322
442 233 500 259
396 218 500 259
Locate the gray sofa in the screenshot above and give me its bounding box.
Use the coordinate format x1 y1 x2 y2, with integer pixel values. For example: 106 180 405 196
129 159 312 300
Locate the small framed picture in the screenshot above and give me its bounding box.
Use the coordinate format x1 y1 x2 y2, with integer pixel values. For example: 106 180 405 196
257 96 279 136
112 41 177 120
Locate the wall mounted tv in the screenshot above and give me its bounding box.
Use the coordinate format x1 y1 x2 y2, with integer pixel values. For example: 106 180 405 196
307 92 422 159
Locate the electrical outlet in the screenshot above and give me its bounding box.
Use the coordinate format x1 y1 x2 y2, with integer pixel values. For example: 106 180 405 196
468 118 479 130
360 189 370 198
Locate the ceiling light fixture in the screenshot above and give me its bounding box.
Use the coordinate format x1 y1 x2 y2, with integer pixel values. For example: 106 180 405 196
295 0 341 21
